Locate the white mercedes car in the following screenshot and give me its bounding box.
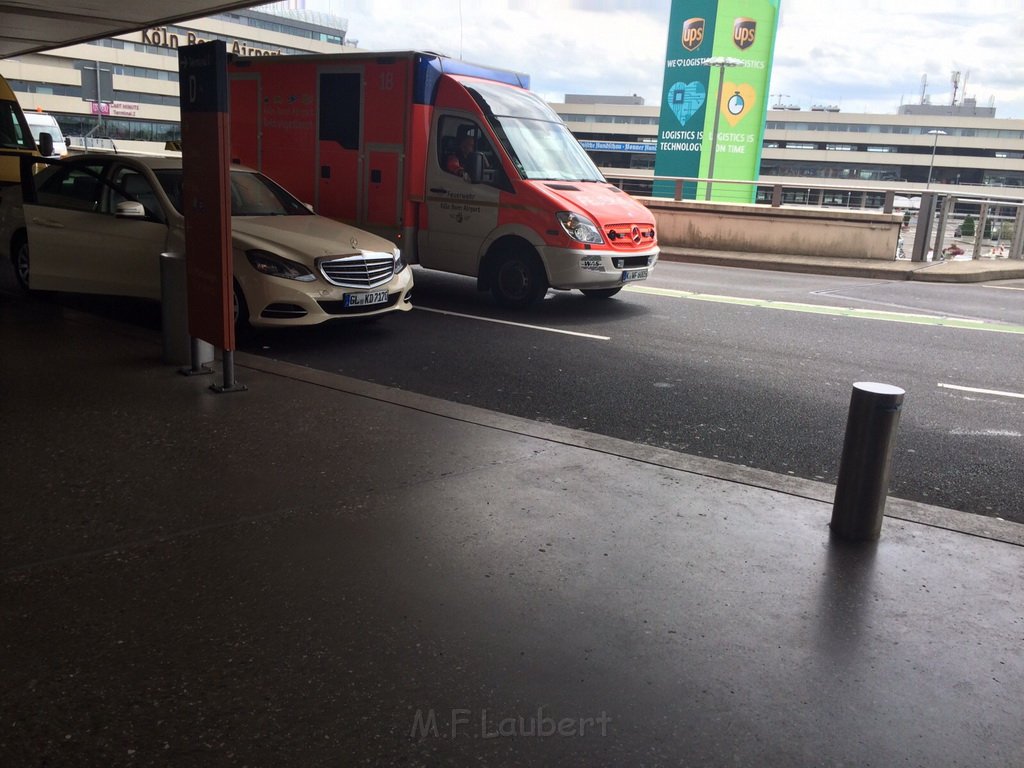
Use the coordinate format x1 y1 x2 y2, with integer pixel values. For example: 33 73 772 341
0 154 413 327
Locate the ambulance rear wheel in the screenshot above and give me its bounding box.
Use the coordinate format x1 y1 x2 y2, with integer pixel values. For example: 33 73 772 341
491 250 546 308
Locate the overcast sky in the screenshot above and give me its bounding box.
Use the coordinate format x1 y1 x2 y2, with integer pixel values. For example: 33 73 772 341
275 1 1024 119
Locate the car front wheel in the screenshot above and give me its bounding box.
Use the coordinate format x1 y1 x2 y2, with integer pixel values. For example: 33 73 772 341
233 281 252 338
490 250 547 308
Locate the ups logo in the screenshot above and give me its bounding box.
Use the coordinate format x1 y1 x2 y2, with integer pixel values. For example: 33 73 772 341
733 18 756 49
682 18 705 52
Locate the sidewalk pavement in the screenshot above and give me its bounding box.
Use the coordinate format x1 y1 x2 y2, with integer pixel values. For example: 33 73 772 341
1 289 1022 768
660 246 1024 283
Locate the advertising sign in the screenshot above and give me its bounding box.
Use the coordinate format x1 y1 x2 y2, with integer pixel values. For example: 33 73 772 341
653 0 781 201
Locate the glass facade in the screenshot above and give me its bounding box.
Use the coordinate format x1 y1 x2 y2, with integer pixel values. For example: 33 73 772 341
1 8 350 146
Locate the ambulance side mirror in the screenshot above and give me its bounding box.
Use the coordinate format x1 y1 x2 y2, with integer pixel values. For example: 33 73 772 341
467 152 484 185
38 132 54 158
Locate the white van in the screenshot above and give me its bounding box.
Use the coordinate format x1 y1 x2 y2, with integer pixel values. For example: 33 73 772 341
23 111 67 157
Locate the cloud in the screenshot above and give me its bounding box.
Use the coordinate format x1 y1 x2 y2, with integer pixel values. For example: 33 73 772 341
302 1 1024 117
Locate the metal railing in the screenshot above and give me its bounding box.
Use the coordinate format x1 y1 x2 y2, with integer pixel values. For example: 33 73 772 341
66 135 118 153
603 170 1024 222
909 192 1024 261
602 170 905 211
604 169 1024 260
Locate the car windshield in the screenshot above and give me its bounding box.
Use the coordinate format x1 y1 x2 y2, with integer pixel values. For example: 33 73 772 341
0 100 33 150
154 168 313 217
463 79 604 183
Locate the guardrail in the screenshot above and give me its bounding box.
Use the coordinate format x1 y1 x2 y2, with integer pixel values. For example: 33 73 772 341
66 135 118 152
602 171 904 212
909 192 1024 261
605 170 1024 261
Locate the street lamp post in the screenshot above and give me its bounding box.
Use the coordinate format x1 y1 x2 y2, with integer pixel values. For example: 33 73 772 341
704 56 744 201
926 129 947 188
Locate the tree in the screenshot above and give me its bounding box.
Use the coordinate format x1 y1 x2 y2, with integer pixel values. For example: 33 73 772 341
960 215 975 237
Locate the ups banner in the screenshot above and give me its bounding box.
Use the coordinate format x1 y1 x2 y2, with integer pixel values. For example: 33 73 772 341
653 0 780 202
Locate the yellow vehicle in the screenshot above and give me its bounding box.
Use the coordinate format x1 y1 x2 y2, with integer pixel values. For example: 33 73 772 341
0 74 50 189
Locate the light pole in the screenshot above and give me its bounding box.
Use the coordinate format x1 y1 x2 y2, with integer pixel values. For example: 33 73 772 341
705 56 744 201
926 129 947 188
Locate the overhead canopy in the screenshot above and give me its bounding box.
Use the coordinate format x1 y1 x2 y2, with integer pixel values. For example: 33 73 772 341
0 1 263 58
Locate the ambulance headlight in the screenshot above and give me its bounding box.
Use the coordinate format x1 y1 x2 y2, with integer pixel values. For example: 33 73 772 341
556 211 604 245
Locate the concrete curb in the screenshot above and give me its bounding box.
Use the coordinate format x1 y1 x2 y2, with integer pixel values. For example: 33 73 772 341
658 248 1024 283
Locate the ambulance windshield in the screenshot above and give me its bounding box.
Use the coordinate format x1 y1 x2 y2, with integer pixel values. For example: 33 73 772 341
463 79 604 183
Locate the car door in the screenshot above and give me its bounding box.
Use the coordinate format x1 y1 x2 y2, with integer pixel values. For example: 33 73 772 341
24 159 109 293
421 116 502 277
25 160 168 299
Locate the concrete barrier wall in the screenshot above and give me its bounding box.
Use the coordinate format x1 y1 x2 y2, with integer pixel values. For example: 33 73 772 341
643 199 903 260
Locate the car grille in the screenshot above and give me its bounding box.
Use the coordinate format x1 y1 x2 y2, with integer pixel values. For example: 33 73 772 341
612 255 655 269
319 254 395 289
604 224 657 250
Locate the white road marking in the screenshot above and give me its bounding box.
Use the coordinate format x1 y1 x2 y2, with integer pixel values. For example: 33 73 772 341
938 383 1024 400
625 285 1024 333
949 428 1022 438
414 306 611 340
984 285 1024 291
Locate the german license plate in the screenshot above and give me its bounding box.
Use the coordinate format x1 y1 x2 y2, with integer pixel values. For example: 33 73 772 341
622 268 648 283
344 289 389 307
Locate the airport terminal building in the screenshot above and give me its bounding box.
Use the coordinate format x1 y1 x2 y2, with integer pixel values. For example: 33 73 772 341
554 95 1024 199
0 6 355 148
2 5 1023 201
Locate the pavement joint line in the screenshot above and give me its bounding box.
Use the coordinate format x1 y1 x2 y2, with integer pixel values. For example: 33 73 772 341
414 305 611 340
2 447 548 575
623 284 1024 333
236 351 1024 548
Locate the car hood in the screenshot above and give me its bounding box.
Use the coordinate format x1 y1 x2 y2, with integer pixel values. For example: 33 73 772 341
231 215 396 264
528 180 656 226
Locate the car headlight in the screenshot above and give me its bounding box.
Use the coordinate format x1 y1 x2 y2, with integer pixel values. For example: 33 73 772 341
393 247 407 273
246 250 316 282
556 211 604 244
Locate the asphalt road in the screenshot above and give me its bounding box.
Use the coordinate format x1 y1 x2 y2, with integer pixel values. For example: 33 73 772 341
241 262 1024 522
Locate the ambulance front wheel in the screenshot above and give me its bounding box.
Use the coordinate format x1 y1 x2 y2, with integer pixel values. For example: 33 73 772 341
490 249 547 308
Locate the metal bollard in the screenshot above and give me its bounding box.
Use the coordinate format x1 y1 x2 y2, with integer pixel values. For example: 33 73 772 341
161 252 214 372
160 252 190 366
830 382 905 541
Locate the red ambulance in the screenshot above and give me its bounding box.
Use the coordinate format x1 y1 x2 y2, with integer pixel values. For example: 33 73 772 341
227 51 658 307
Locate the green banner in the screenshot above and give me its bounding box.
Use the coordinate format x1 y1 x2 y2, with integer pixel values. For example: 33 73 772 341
653 0 780 202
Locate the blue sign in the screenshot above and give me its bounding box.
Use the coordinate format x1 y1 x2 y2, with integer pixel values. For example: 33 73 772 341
579 140 657 153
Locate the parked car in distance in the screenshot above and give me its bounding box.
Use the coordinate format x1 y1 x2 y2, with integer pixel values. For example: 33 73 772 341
0 153 413 327
23 111 67 158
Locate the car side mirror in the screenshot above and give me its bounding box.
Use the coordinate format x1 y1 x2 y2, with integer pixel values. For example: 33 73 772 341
37 132 54 158
115 201 147 218
467 152 484 184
